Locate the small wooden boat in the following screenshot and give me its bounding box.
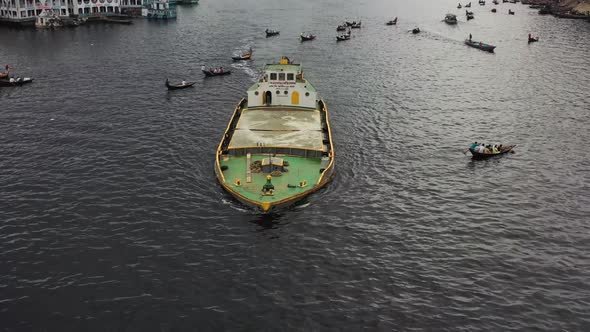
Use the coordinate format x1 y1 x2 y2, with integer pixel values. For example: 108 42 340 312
508 9 515 15
350 21 362 29
232 49 252 61
202 69 231 77
165 79 195 90
265 29 279 37
386 18 397 25
465 2 471 7
502 0 508 2
300 33 316 41
467 13 475 20
466 10 474 15
469 145 515 159
232 53 251 61
458 3 462 9
493 0 499 4
445 14 458 24
336 33 351 41
0 77 33 87
345 21 359 26
491 8 497 12
465 39 496 52
412 27 420 34
528 36 539 43
479 0 485 5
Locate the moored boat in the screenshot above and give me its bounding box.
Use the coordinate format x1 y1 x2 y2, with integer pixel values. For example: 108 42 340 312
336 24 347 31
165 78 195 90
458 3 462 9
492 8 497 12
465 2 472 7
412 27 420 34
465 39 496 52
445 13 458 24
265 29 280 37
508 9 515 15
215 57 335 212
469 145 515 159
528 34 539 43
479 0 485 5
144 0 177 19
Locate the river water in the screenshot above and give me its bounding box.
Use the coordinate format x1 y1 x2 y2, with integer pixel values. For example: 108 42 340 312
1 0 589 330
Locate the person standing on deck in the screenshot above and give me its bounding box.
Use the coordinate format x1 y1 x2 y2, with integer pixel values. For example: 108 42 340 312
469 33 472 41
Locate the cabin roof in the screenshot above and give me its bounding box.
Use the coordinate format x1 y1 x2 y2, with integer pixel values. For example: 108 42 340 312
265 64 301 72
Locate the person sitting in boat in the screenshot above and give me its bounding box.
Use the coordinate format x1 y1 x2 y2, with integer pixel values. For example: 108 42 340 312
493 145 500 154
484 145 491 154
469 141 478 150
219 67 223 74
201 65 206 71
210 68 215 74
476 143 485 153
182 80 186 85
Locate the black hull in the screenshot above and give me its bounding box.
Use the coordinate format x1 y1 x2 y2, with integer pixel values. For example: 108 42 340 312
465 39 496 52
265 32 279 37
232 56 251 61
0 78 33 87
300 36 316 41
202 70 231 77
166 82 195 90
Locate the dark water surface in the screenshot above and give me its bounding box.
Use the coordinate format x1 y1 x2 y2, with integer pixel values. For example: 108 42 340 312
1 0 590 330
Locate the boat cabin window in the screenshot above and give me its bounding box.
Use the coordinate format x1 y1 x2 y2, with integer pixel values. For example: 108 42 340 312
270 73 277 80
278 73 285 81
287 73 294 81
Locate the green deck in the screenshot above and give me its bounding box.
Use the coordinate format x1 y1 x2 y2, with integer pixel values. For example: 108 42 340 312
219 154 323 203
